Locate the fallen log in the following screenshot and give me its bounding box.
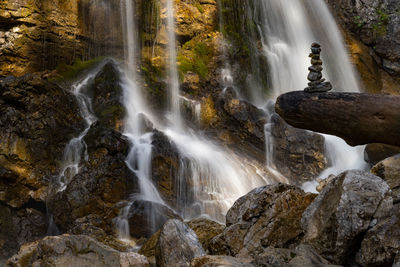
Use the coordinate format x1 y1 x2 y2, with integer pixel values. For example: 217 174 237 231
275 91 400 146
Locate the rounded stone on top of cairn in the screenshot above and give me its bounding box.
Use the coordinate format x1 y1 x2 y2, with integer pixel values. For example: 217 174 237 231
304 42 332 93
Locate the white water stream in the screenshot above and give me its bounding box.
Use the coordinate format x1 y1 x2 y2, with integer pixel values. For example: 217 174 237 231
56 70 100 192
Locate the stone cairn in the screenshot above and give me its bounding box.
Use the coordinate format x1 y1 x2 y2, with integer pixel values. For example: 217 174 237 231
304 42 332 93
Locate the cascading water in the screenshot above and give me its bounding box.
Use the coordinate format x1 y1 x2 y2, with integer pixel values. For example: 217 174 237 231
115 0 166 241
250 0 368 190
56 72 98 192
162 0 279 221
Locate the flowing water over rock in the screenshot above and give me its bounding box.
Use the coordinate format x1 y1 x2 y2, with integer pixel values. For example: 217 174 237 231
50 0 369 243
248 0 368 190
56 75 98 192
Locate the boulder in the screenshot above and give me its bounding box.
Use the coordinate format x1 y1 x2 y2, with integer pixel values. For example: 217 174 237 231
364 143 400 165
253 245 339 267
301 170 390 264
356 207 400 266
138 230 160 266
270 113 327 184
127 199 182 238
371 154 400 203
5 234 150 267
68 215 132 252
187 218 225 253
156 219 205 267
191 255 254 267
210 184 316 257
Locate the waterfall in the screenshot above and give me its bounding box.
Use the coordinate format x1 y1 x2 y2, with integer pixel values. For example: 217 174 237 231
115 0 166 241
161 0 278 222
250 0 368 190
166 0 182 127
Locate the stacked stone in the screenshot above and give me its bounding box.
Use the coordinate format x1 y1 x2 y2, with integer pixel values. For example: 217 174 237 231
304 43 332 93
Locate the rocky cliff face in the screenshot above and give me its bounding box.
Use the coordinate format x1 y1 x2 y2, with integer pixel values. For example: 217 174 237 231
0 0 122 77
327 0 400 94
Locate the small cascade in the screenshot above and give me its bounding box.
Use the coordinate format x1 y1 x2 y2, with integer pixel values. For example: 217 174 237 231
56 72 98 192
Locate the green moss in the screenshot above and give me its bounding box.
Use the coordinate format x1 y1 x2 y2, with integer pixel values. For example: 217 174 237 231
354 16 364 29
377 8 389 24
194 1 204 14
100 104 124 118
372 8 389 36
51 57 104 82
178 41 213 80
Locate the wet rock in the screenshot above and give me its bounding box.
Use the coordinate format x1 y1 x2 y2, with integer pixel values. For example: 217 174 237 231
270 113 327 184
301 170 390 264
5 234 150 267
0 202 48 263
364 143 400 165
187 218 225 253
68 215 132 252
327 0 400 77
127 199 181 238
90 62 125 131
214 90 267 163
139 230 161 266
253 244 339 267
156 219 205 267
356 206 400 267
49 123 134 233
371 154 400 203
210 184 316 258
150 130 181 209
0 74 83 258
191 255 254 267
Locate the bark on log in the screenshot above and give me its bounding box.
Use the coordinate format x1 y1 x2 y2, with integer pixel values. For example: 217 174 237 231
275 91 400 146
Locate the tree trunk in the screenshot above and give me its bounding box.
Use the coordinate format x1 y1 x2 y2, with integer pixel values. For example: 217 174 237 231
275 91 400 146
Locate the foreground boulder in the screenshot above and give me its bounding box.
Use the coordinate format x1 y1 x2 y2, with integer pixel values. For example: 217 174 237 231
301 170 390 264
6 234 149 267
372 154 400 203
356 207 400 266
187 218 225 253
156 219 205 267
275 91 400 146
253 244 340 267
210 184 316 257
191 255 254 267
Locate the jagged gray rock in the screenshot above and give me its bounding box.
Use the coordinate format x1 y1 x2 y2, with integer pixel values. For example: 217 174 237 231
156 219 205 267
5 234 150 267
210 184 316 258
301 170 391 264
